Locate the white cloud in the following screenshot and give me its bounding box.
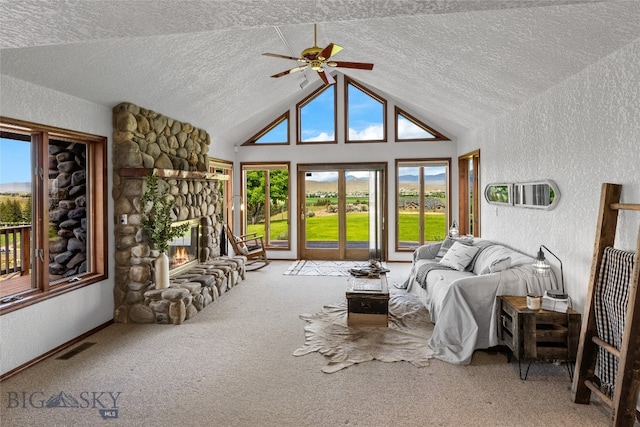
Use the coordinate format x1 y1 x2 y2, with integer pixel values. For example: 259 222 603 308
306 172 338 182
397 117 434 139
305 131 334 142
348 124 383 140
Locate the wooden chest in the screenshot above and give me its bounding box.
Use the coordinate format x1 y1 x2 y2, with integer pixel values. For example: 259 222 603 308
346 273 389 327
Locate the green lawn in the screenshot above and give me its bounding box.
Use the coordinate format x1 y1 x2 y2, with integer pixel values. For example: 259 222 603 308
248 212 446 242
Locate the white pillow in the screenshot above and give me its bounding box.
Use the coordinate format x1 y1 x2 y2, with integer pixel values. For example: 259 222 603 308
233 235 249 254
481 257 511 274
439 241 480 271
435 237 456 260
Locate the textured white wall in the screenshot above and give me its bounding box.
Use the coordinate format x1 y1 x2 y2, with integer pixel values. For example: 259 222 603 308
0 75 115 375
457 40 640 312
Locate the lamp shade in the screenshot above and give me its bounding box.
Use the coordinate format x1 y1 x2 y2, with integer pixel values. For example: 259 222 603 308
532 249 551 276
532 245 565 295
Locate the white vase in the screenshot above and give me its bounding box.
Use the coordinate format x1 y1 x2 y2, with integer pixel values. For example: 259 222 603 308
155 252 170 289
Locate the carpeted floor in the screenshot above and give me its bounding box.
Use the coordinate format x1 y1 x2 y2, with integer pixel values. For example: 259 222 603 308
0 261 614 426
284 260 371 276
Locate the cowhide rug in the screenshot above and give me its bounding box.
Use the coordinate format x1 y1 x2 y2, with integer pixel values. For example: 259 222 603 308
293 291 434 373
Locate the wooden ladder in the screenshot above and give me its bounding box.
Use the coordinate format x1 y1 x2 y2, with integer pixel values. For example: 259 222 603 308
571 183 640 426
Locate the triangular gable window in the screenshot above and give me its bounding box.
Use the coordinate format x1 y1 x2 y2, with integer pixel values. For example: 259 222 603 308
395 107 449 141
297 84 336 144
242 112 289 146
345 77 386 143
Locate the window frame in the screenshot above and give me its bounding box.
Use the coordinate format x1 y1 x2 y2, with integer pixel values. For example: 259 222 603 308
395 106 450 142
209 158 233 229
344 76 387 144
0 117 108 315
240 162 291 250
296 85 337 145
241 112 290 146
458 150 480 237
395 158 451 252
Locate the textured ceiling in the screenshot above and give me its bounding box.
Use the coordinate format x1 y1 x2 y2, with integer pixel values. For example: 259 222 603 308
1 0 639 146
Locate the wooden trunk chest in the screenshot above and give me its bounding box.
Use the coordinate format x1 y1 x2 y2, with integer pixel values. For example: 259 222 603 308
346 273 389 327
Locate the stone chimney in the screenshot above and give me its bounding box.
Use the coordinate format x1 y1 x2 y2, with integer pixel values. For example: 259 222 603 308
111 102 223 323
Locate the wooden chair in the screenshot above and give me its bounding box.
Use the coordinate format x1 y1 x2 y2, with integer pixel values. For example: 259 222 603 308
224 223 270 271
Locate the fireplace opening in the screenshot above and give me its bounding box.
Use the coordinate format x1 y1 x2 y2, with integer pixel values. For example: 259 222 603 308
168 218 200 277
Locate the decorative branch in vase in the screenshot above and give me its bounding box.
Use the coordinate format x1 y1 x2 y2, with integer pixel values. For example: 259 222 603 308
140 173 190 289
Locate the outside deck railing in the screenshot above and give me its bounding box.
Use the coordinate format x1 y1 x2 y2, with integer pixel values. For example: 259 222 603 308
0 224 30 277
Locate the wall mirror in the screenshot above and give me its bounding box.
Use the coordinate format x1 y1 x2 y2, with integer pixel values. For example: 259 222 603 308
485 180 560 210
513 180 560 210
484 183 512 206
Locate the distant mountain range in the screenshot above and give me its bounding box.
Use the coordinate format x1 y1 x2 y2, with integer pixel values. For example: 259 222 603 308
0 182 31 193
321 172 445 184
398 173 446 184
305 172 446 194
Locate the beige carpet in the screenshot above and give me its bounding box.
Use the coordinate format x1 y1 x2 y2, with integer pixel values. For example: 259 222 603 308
0 261 614 426
294 290 434 373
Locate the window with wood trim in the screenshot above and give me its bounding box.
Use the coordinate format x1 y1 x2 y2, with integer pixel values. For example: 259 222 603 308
345 77 386 143
209 158 233 227
396 159 451 251
395 107 449 142
0 118 107 314
297 85 336 144
458 150 480 237
241 162 290 249
242 112 289 146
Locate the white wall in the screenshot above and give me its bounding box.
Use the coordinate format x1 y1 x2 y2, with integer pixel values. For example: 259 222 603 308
457 40 640 312
0 75 115 375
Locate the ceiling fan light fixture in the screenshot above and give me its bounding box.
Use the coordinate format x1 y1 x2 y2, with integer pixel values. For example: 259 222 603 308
263 24 374 85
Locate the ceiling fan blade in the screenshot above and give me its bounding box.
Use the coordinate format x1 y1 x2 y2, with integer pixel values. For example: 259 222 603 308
263 52 305 62
327 61 374 70
317 68 336 85
319 43 343 60
270 65 308 78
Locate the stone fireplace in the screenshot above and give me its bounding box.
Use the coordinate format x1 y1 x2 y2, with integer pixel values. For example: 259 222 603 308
112 102 243 324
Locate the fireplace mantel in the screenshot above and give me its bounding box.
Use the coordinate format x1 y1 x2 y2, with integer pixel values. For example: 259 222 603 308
119 167 229 181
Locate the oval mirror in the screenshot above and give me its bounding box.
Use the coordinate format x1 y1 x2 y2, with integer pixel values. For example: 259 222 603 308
513 180 560 210
484 183 512 206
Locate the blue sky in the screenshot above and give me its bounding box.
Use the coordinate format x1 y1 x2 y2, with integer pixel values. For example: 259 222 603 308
0 138 31 184
257 78 437 144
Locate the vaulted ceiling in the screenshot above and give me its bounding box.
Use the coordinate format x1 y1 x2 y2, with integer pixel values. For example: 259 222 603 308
1 1 639 148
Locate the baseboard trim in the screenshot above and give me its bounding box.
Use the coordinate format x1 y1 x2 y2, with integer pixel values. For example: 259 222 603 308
0 319 114 382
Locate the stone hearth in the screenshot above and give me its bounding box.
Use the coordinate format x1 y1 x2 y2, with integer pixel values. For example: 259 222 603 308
112 102 242 324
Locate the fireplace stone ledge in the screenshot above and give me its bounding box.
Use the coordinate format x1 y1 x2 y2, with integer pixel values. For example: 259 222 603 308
132 257 245 324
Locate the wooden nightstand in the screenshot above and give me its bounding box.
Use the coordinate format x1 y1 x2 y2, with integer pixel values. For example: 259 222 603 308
498 295 581 380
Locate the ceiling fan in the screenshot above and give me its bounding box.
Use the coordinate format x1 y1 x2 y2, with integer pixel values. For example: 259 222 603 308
263 24 374 86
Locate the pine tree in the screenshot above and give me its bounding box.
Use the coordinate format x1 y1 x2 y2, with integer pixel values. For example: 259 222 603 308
22 197 32 223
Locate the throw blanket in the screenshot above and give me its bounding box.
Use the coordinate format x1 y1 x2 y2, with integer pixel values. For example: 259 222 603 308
594 246 634 398
416 262 454 289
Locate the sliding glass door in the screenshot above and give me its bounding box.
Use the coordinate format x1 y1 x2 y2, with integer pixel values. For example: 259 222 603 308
298 163 385 261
